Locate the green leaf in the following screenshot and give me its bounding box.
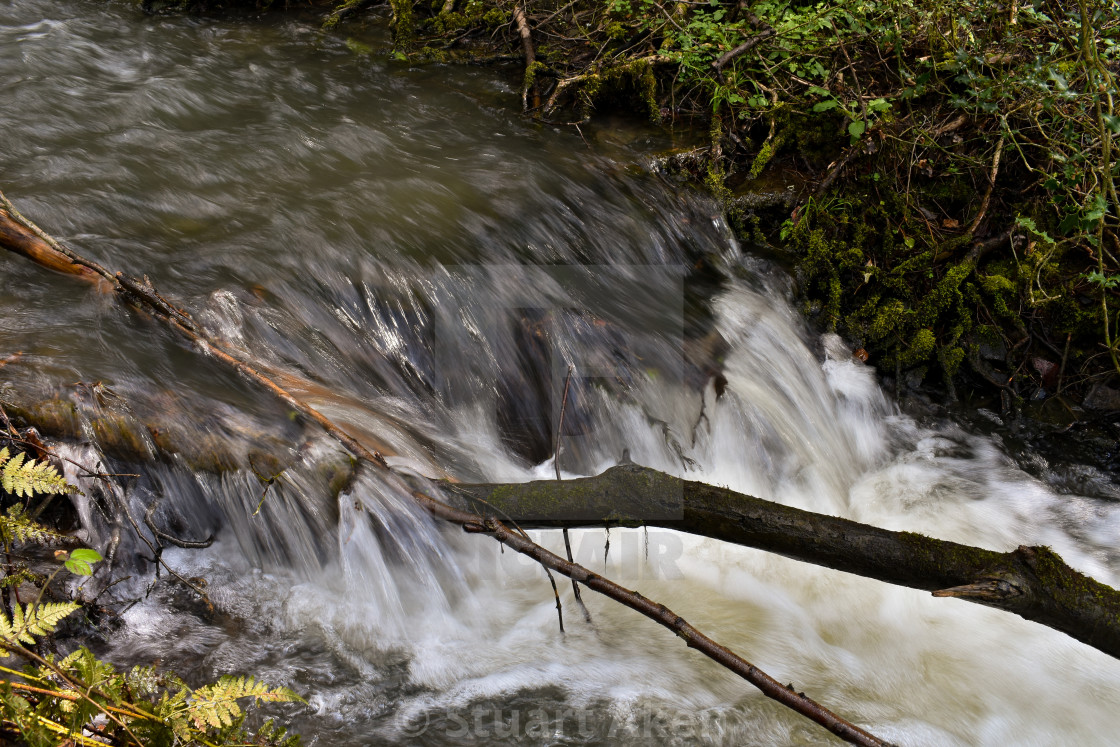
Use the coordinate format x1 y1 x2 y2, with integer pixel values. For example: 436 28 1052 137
65 548 103 576
848 119 866 138
65 558 92 576
1 449 73 498
0 602 80 649
1085 193 1109 224
1085 270 1120 289
0 504 64 545
1104 114 1120 135
813 99 838 112
868 97 891 113
68 548 102 564
189 675 304 730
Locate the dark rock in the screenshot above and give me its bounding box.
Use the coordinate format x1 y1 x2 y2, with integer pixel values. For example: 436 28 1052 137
1083 383 1120 411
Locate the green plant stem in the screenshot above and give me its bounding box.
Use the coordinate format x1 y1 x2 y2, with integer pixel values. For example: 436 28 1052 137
0 641 149 745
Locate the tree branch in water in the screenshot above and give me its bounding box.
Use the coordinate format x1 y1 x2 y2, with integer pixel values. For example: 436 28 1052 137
447 465 1120 662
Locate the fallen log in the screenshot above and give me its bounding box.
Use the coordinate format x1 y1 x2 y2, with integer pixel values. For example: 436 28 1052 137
447 465 1120 661
0 192 891 746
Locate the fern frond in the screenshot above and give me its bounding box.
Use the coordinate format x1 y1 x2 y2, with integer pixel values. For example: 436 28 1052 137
0 601 80 649
188 675 303 729
0 504 66 546
0 447 73 498
0 563 43 589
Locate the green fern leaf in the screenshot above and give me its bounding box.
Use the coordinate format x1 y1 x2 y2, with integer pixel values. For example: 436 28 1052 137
0 504 66 546
10 603 34 645
0 448 73 499
0 602 80 649
189 675 303 730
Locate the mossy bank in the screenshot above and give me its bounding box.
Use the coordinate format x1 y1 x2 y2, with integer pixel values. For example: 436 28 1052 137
151 0 1120 423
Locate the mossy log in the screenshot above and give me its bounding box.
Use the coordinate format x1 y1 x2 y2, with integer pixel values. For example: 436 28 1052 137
445 464 1120 662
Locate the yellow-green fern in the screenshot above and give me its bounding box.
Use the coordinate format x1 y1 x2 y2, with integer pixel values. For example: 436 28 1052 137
188 675 304 729
0 600 80 650
0 504 66 546
0 447 73 498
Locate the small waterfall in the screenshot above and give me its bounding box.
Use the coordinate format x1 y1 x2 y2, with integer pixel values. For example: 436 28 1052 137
2 0 1118 741
51 269 1119 746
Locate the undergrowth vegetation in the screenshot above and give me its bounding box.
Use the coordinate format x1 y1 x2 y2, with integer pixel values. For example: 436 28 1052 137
306 0 1120 406
0 442 303 746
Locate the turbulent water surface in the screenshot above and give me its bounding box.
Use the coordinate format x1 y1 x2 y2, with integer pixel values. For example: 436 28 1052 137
2 1 1120 744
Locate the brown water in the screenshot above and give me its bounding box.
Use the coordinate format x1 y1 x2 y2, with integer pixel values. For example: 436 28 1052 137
3 1 1120 745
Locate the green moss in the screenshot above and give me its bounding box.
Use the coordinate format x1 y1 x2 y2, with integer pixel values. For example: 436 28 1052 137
978 272 1019 323
322 0 368 30
389 0 416 48
705 116 731 203
1020 545 1120 610
898 531 1003 575
748 140 776 180
940 344 966 377
566 56 662 123
902 328 936 366
523 60 547 93
917 260 973 327
428 0 504 35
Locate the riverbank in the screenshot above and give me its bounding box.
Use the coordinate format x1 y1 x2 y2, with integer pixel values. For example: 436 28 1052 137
271 0 1120 420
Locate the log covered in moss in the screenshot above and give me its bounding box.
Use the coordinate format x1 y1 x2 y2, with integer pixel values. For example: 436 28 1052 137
446 463 1120 661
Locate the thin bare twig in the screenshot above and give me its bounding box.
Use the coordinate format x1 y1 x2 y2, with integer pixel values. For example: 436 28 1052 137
554 364 589 620
967 119 1006 236
711 27 775 71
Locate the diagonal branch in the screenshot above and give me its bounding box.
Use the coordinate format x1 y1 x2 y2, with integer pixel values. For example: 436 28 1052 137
511 3 539 111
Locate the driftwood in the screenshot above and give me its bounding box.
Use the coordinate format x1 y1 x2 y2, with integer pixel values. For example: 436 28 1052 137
17 373 1118 663
0 194 891 746
0 206 105 284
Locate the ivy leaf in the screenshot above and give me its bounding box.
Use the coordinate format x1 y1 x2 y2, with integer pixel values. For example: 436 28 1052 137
1104 114 1120 135
867 97 891 113
1084 193 1109 225
1085 270 1120 289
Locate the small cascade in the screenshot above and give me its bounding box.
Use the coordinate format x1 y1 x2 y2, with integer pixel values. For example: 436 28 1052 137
1 0 1118 742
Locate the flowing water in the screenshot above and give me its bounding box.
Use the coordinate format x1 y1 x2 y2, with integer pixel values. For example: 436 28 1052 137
3 1 1120 744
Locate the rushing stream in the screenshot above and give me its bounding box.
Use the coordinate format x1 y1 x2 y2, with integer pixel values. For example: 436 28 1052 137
3 1 1120 744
